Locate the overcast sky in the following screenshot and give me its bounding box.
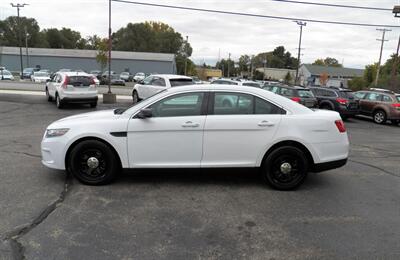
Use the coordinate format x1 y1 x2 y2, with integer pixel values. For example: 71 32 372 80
1 0 400 68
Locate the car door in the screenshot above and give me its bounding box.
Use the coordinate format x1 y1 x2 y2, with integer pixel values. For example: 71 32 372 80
201 91 283 167
127 91 207 168
136 76 153 99
144 76 167 99
48 74 61 97
361 93 382 115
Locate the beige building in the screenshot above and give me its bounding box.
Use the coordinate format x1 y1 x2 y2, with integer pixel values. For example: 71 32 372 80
196 67 222 81
256 67 296 83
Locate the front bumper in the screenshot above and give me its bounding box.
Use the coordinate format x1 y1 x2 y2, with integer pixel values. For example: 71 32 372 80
41 137 68 170
312 158 348 173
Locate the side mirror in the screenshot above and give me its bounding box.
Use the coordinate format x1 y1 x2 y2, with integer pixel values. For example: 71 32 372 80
136 108 152 119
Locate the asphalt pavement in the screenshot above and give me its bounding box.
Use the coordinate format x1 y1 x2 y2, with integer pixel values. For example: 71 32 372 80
0 93 399 259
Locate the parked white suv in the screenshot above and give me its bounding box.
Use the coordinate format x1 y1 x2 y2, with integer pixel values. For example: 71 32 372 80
132 74 194 103
45 72 98 109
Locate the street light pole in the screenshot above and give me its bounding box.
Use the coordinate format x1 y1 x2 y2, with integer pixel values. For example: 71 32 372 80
375 28 391 87
184 35 188 76
108 0 112 94
294 21 306 85
25 27 29 67
227 52 231 78
10 3 28 76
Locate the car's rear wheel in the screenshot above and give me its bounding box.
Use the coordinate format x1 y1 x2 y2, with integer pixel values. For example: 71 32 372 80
68 140 119 185
56 94 63 109
132 90 140 104
321 104 333 110
90 102 97 108
46 88 52 102
262 146 308 190
373 110 386 124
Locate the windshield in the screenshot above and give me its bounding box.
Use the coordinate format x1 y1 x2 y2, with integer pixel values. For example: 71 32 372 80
23 68 33 73
170 78 195 87
136 73 145 76
298 89 314 98
340 91 355 98
243 82 261 88
121 72 129 75
2 71 11 75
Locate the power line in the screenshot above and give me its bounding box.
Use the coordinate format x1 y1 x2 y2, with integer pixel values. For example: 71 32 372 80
271 0 392 12
111 0 400 28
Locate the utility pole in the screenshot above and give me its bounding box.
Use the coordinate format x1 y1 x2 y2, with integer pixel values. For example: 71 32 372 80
294 21 306 85
390 35 400 91
227 53 231 78
25 27 29 67
263 54 267 80
10 3 28 76
184 35 188 75
375 28 391 87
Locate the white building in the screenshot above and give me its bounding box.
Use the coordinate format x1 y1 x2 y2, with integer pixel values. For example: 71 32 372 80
256 67 296 83
299 64 364 88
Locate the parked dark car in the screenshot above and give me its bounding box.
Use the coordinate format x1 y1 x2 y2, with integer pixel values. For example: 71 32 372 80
100 74 125 86
263 85 318 108
309 86 359 119
22 67 40 79
354 88 400 124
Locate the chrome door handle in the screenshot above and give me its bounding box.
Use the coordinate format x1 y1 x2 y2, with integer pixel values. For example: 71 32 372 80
258 120 275 127
182 121 200 127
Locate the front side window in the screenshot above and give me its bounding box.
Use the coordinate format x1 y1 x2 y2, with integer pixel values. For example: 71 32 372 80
142 76 153 85
149 92 204 117
298 89 314 98
354 92 366 99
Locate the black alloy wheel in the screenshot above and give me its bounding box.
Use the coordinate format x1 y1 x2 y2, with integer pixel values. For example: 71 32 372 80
263 146 308 190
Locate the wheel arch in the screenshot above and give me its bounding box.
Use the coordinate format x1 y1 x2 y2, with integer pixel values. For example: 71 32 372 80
319 100 335 110
65 136 123 172
260 140 315 168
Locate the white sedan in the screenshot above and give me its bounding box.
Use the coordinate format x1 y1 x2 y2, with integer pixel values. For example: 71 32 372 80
41 85 349 190
31 71 51 83
132 74 194 103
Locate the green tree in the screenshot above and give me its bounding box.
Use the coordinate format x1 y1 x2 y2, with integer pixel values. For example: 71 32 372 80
312 57 342 67
347 77 367 91
216 59 236 77
238 55 250 72
96 38 109 72
284 71 292 84
0 16 44 47
364 63 378 86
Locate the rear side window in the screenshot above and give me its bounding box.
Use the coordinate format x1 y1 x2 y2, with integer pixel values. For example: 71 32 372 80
297 89 314 98
280 88 295 97
68 76 93 86
382 95 393 102
212 92 284 115
366 93 382 101
169 78 195 87
396 95 400 102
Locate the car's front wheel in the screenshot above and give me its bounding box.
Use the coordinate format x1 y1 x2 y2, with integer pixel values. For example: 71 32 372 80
68 140 119 185
373 110 386 124
262 146 308 190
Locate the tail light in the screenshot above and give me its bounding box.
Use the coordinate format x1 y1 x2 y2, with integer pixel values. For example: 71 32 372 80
336 98 348 105
391 103 400 110
291 97 301 102
61 76 69 89
335 120 346 133
90 76 96 85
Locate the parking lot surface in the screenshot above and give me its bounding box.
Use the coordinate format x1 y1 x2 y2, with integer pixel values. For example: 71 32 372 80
0 93 400 259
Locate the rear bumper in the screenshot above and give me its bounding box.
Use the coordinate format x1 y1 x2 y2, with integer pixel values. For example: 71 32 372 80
61 96 98 104
312 158 347 173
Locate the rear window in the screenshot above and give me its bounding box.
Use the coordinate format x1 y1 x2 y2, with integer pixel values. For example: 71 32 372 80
169 78 195 87
297 89 314 98
68 76 93 86
339 91 355 98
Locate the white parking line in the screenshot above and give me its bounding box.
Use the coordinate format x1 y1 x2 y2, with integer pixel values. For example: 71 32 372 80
0 89 131 100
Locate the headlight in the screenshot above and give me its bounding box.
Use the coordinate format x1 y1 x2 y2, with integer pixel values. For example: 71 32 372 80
45 128 69 138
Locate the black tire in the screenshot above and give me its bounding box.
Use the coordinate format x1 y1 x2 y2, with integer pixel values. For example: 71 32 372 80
373 110 386 124
391 119 399 125
90 102 97 108
56 94 63 109
321 104 333 110
46 88 53 102
132 90 140 104
262 146 308 190
68 140 119 185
